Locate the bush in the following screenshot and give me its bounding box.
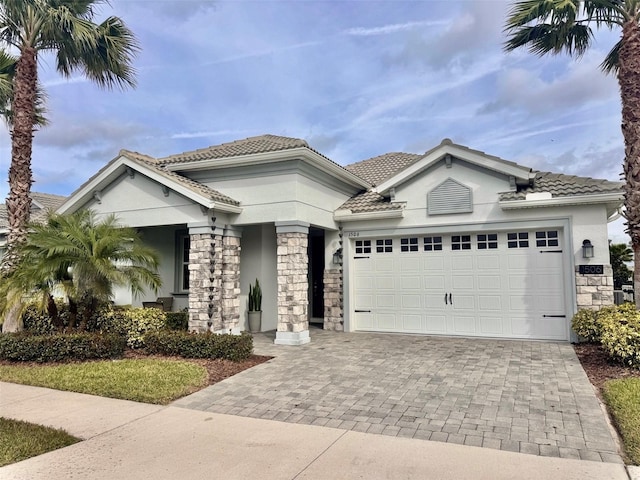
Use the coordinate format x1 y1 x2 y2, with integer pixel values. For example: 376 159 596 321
599 303 640 367
144 331 253 361
165 312 188 331
0 332 126 362
98 307 166 349
571 309 602 343
22 305 55 335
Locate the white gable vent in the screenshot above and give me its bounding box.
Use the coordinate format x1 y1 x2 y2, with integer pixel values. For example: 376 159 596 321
427 178 472 215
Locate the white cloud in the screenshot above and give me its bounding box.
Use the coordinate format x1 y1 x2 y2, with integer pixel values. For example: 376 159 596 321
343 20 447 37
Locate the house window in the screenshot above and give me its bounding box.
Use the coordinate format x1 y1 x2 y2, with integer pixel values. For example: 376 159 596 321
477 233 498 249
507 232 529 248
376 239 393 253
176 233 190 292
451 235 471 250
423 236 443 251
355 240 371 254
400 237 418 252
535 230 559 247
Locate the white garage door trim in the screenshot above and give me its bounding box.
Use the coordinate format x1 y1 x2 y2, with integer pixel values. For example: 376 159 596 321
348 227 570 340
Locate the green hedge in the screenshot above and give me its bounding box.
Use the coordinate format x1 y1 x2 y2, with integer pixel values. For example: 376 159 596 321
571 309 602 343
98 307 166 348
599 304 640 368
0 332 126 363
165 312 188 331
144 331 253 361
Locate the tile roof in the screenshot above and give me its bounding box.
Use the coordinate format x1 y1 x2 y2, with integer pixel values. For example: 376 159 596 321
338 190 403 213
158 134 311 165
499 171 623 201
119 150 240 206
0 192 67 229
344 152 422 186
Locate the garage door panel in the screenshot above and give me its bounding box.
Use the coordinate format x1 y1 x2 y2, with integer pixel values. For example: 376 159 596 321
352 229 567 340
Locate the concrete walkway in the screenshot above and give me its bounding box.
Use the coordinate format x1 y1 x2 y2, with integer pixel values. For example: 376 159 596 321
174 329 622 463
0 382 628 480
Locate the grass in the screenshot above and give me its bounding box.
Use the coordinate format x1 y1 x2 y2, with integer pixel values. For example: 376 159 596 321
0 359 208 405
603 377 640 464
0 417 79 467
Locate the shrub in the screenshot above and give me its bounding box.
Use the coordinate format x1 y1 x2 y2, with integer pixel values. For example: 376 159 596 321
22 305 55 335
571 309 602 343
144 331 253 361
599 303 640 367
165 311 188 331
98 307 166 349
0 332 126 362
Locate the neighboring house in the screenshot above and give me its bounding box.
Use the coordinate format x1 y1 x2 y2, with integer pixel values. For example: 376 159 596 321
0 192 67 257
57 135 623 345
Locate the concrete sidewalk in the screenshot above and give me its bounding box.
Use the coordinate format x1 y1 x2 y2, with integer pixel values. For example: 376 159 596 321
0 382 628 480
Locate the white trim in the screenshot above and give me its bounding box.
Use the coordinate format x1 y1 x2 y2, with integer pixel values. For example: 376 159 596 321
275 220 310 234
334 207 405 222
57 156 242 216
165 148 371 190
499 192 623 210
274 330 311 345
374 143 534 196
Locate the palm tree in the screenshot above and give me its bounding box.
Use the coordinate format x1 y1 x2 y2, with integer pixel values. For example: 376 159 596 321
505 1 640 308
1 210 162 330
0 0 138 273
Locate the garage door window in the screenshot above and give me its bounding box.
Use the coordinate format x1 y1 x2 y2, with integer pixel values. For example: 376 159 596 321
400 237 419 252
423 236 443 251
535 230 559 247
451 235 471 250
507 232 529 248
355 240 371 254
376 239 393 253
477 233 498 249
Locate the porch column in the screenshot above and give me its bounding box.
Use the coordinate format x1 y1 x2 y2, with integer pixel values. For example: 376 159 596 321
324 229 344 331
275 221 311 345
187 222 223 332
221 226 242 334
575 264 614 310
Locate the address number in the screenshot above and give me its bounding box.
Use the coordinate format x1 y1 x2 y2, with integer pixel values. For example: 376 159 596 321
579 265 604 275
347 232 360 238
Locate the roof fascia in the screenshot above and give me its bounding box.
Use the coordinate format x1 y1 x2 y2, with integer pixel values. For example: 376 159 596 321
374 144 533 196
58 156 242 215
334 206 405 222
164 147 372 190
499 192 624 210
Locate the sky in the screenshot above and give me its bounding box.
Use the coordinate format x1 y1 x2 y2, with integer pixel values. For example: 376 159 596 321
0 0 629 242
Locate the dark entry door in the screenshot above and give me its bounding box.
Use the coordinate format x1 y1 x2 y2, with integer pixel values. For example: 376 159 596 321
310 234 325 320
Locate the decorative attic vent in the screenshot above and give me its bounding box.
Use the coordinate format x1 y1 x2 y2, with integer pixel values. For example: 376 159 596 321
427 178 472 215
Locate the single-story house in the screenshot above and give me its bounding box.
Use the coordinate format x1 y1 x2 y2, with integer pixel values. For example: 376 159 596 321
56 134 623 345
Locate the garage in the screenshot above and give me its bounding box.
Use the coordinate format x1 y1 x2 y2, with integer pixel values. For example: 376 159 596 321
352 228 568 340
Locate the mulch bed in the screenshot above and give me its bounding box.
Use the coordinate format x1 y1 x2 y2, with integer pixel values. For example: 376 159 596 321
573 343 640 391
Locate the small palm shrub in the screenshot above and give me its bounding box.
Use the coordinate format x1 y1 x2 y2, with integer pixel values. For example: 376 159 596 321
98 307 166 349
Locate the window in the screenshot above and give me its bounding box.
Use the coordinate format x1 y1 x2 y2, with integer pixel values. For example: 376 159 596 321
400 237 418 252
176 233 190 292
451 235 471 250
423 236 443 251
355 240 371 254
477 233 498 249
536 230 559 247
376 238 393 253
507 232 529 248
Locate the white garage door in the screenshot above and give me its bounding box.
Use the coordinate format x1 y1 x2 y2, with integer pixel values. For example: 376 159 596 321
352 229 567 340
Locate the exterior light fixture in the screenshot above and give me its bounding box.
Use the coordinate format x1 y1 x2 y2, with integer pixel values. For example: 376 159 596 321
582 239 594 259
333 248 343 265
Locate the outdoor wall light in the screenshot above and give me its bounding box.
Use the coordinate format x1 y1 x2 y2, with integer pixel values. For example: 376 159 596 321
582 239 594 259
333 248 343 265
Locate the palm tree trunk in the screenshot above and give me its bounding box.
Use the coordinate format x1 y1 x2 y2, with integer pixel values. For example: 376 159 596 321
617 21 640 309
1 47 37 332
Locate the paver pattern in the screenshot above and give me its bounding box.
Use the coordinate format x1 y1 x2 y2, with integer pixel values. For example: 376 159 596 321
172 329 622 463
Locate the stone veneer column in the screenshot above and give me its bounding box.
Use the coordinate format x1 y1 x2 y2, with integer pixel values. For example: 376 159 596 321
575 264 614 310
221 227 242 334
188 222 223 332
275 221 311 345
323 269 343 331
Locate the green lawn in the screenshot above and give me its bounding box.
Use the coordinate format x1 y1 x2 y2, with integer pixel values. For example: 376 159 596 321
0 359 208 405
603 377 640 464
0 417 79 467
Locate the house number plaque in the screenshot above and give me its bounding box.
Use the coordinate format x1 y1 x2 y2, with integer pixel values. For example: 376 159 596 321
579 265 604 275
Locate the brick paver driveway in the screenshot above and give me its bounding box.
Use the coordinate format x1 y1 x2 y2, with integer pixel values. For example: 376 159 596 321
172 329 622 463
